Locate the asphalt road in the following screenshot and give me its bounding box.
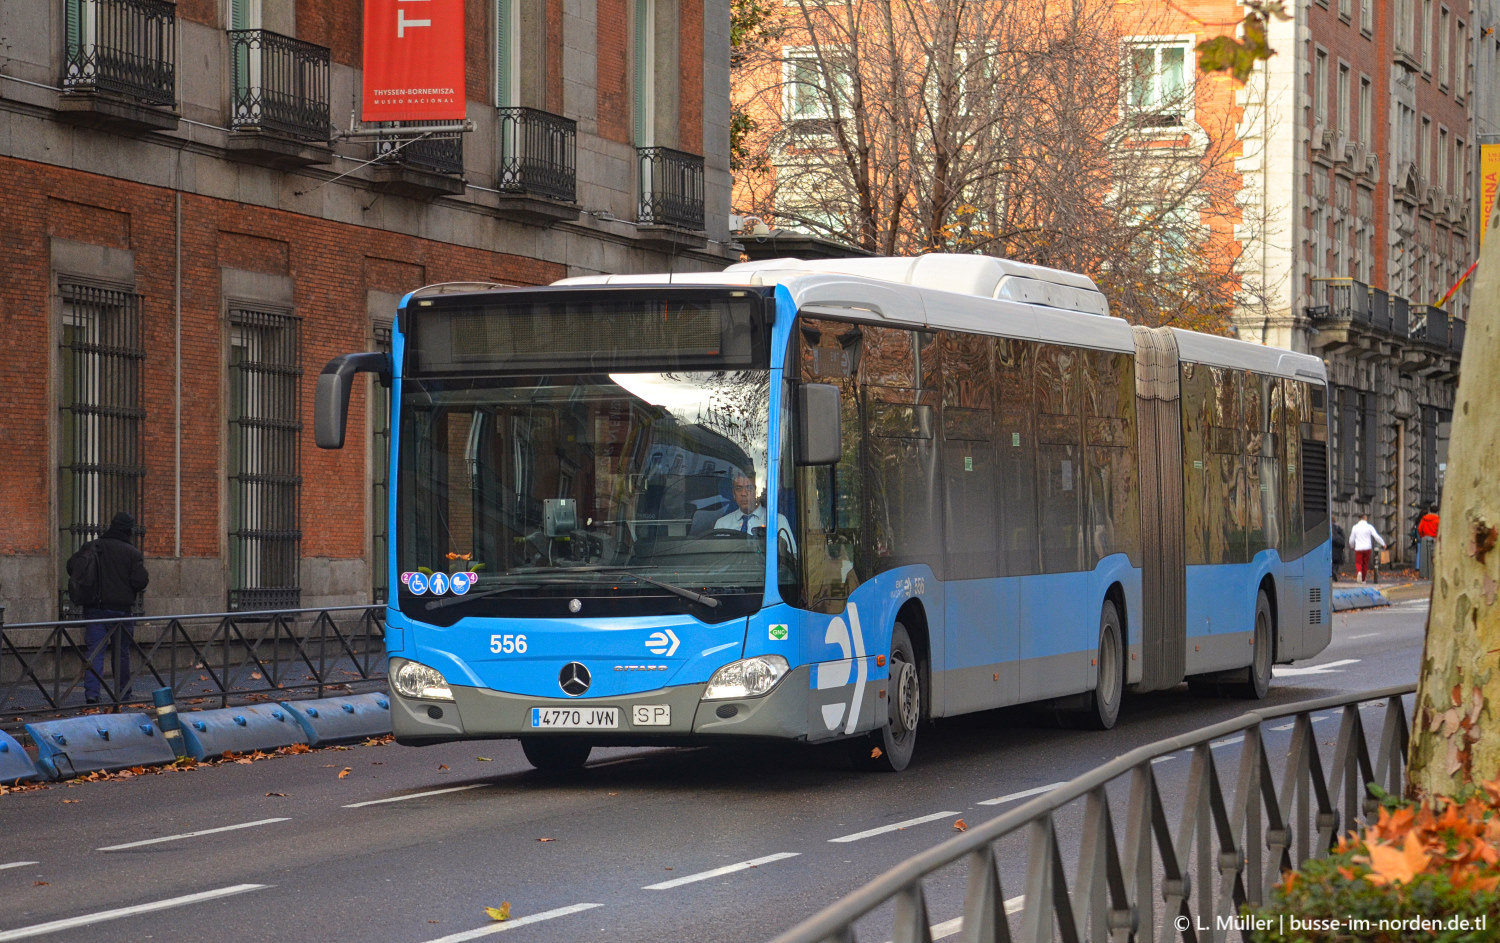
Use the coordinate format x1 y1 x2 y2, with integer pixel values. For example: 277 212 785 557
0 594 1430 943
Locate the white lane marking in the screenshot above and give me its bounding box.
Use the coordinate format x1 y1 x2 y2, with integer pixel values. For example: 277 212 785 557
97 818 290 852
1210 735 1244 750
1347 633 1378 640
416 903 603 943
828 811 962 843
1151 755 1177 765
0 884 266 941
644 852 800 890
885 896 1025 943
1273 658 1360 677
0 862 38 872
978 782 1064 806
343 785 486 808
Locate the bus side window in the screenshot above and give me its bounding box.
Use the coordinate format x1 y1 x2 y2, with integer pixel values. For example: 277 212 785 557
797 318 863 613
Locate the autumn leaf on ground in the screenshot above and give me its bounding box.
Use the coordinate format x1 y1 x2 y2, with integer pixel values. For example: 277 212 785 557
62 799 80 804
485 902 511 922
870 747 883 759
337 767 353 779
538 837 555 842
438 764 449 771
266 792 287 797
953 819 968 831
1365 832 1430 885
33 881 47 886
476 756 493 762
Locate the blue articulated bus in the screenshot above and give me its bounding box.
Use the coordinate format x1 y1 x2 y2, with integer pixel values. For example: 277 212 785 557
315 255 1332 772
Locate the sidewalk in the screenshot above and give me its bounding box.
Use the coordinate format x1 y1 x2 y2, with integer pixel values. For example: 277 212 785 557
1331 574 1431 611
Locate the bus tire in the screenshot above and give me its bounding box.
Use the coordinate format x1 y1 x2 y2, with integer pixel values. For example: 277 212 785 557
1077 600 1124 730
854 622 921 772
521 737 592 772
1231 591 1274 699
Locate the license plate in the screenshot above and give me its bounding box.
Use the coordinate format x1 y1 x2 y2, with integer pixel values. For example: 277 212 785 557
529 707 619 729
632 704 670 726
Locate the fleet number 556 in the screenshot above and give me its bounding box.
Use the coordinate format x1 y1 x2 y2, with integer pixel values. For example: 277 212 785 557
490 634 528 654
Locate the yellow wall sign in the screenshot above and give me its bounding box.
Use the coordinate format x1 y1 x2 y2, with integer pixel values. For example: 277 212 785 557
1481 144 1500 246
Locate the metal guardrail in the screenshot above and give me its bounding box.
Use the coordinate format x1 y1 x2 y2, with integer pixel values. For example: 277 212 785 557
498 107 577 202
228 28 331 141
770 685 1415 943
1 605 386 731
638 146 706 229
62 0 177 107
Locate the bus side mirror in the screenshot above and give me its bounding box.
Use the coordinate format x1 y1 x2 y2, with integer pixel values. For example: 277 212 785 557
315 352 392 449
797 383 842 466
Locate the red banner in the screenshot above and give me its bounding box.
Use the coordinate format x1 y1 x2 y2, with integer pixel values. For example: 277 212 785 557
362 0 467 122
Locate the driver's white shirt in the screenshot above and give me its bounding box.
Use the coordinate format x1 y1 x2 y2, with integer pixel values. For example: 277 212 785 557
714 505 796 553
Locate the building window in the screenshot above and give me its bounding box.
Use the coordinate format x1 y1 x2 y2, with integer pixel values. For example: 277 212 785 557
1336 63 1350 134
1360 0 1373 34
1359 76 1371 146
1126 41 1190 127
59 281 145 613
633 0 656 146
1438 127 1448 190
372 322 392 604
1439 6 1450 88
1312 48 1328 127
1422 0 1433 72
783 48 834 122
228 307 302 610
495 0 518 107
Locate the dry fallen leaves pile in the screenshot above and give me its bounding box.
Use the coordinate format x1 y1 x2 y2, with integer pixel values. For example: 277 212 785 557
1335 781 1500 892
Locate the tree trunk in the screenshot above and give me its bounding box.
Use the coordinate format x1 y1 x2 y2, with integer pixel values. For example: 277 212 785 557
1406 220 1500 799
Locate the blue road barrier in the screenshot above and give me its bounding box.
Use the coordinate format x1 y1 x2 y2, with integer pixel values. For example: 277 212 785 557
280 693 391 746
0 729 40 783
177 704 311 760
1332 586 1390 611
25 713 176 780
152 687 187 758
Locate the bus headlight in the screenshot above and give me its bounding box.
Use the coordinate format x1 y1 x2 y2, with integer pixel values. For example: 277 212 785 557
703 655 789 700
392 660 454 701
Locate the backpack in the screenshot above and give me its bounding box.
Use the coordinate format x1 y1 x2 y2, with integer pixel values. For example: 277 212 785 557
67 539 105 607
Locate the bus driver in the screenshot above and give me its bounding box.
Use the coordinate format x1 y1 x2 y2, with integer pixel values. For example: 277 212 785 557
714 470 796 554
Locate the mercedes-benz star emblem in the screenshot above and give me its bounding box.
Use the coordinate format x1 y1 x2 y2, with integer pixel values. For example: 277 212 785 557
568 598 582 613
559 662 591 697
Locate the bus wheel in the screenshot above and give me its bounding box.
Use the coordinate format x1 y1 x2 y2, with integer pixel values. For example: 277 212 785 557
521 737 592 772
1232 591 1274 699
1077 600 1124 730
854 622 921 772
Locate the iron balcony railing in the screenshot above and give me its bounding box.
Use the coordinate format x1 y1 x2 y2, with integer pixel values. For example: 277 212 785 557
771 685 1414 943
1390 294 1410 337
1 605 386 726
228 29 330 141
638 146 706 230
1311 277 1371 325
375 126 465 176
1409 304 1449 347
497 107 577 202
1367 286 1390 334
62 0 177 107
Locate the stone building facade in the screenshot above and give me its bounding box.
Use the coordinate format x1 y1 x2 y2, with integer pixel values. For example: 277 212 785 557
0 0 735 623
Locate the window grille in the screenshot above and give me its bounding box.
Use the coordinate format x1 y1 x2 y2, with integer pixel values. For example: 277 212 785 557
372 323 393 604
228 307 302 610
58 282 145 614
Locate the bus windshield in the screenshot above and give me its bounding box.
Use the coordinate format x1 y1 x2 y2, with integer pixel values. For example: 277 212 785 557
397 370 774 625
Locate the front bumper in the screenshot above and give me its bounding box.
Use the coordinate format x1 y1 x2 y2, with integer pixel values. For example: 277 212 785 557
391 665 815 745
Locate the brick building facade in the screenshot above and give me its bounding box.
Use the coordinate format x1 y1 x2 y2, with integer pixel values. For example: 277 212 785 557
0 0 734 623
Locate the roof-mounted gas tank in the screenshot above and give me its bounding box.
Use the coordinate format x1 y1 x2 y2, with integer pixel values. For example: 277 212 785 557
723 253 1109 317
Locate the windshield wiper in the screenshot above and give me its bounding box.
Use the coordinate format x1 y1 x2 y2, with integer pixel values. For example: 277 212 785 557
562 566 722 608
423 583 542 610
619 572 720 609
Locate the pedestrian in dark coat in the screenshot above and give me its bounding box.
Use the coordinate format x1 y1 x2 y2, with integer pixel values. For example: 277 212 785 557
83 511 149 704
1331 520 1346 577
